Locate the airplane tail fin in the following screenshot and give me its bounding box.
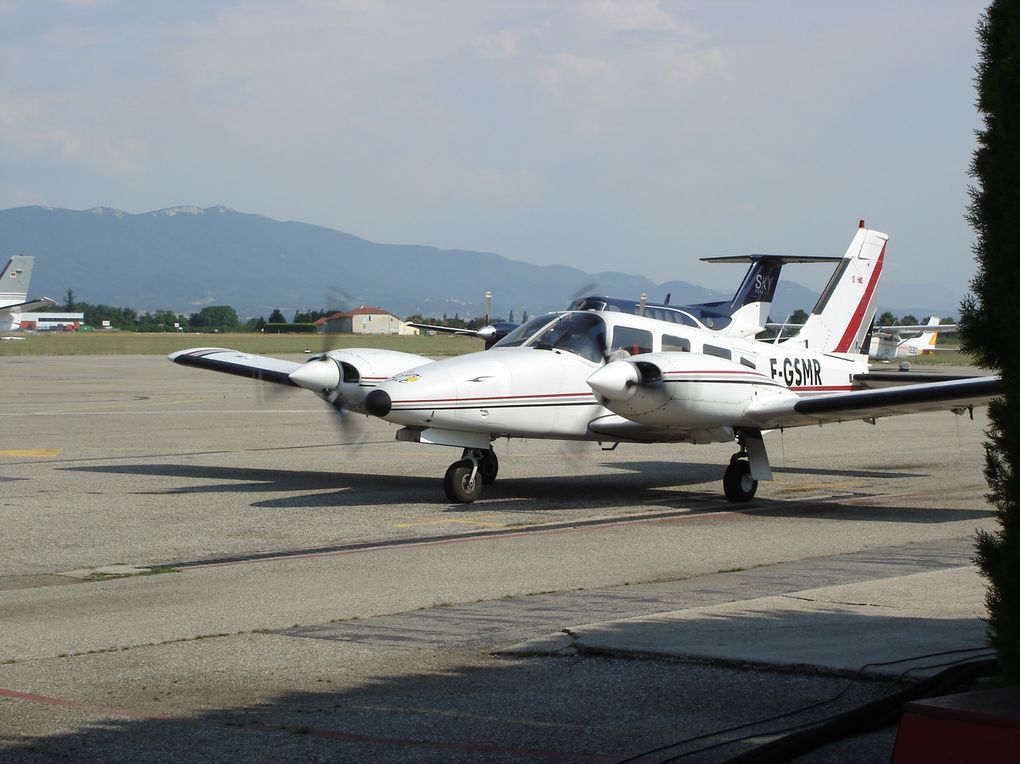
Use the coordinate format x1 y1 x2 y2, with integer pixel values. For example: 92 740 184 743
725 258 784 331
904 317 941 355
921 317 941 348
786 222 887 354
697 253 843 337
0 255 34 308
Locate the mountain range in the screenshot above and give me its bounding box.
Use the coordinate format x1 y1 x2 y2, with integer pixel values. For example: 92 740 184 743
0 205 963 322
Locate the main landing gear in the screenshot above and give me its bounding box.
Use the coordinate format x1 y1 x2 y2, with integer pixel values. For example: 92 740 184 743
443 448 499 503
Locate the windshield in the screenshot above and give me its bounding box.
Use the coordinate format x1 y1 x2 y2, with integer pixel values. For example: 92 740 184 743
492 313 561 348
527 312 607 363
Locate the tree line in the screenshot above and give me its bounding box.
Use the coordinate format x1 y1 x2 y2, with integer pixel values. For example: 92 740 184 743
55 290 533 333
59 289 341 332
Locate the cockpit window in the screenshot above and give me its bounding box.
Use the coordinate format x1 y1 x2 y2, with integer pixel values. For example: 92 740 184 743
492 313 561 348
527 312 607 363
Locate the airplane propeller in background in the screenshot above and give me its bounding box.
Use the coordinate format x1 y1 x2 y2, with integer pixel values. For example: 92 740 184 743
407 284 601 349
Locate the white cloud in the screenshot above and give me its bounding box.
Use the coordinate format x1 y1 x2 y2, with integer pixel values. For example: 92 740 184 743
0 0 990 293
472 28 524 60
578 0 696 36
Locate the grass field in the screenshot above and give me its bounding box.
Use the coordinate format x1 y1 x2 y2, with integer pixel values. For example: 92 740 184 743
0 331 481 357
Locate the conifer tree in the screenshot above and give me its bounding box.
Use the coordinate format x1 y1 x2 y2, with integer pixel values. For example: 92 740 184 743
959 0 1020 683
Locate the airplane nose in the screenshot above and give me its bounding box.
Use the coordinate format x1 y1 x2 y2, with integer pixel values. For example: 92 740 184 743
289 358 340 391
587 361 641 402
365 389 392 417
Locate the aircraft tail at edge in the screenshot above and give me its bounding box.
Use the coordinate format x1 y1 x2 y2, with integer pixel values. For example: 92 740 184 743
786 222 887 355
0 255 34 309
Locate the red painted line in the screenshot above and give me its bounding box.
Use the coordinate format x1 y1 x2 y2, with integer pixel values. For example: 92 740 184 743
0 687 175 720
834 241 885 353
0 687 616 761
790 385 856 392
663 369 762 376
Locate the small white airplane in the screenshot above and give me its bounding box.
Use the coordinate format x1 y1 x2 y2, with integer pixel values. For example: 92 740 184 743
1 255 56 332
869 317 956 361
170 222 999 503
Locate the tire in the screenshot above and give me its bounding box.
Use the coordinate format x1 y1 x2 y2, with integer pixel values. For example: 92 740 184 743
723 459 758 502
444 459 482 503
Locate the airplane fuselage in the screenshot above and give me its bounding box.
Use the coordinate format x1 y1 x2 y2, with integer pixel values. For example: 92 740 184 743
364 310 868 447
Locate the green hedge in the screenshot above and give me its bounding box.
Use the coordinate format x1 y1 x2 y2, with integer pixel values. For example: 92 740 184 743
263 323 319 334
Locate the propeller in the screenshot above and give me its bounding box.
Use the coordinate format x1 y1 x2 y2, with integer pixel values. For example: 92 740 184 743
290 351 367 447
286 286 369 446
568 282 599 304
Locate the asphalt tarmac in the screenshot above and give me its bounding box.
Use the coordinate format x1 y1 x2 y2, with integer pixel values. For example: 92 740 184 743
0 354 998 762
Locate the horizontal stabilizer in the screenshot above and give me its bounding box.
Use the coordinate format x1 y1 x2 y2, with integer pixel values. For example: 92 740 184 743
2 297 56 313
700 255 844 264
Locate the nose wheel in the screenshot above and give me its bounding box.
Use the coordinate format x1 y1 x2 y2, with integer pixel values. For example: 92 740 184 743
444 448 498 503
723 455 757 502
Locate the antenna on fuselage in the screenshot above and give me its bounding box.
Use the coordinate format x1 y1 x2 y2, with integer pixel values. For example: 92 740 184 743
638 293 647 317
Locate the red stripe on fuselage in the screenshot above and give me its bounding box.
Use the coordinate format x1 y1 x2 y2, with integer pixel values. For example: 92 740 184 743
391 391 595 405
834 241 885 353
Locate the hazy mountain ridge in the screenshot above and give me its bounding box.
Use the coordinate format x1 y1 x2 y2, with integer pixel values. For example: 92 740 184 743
0 205 962 321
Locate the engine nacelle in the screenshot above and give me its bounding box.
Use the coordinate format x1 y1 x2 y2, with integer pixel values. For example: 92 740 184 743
589 352 797 430
290 348 432 412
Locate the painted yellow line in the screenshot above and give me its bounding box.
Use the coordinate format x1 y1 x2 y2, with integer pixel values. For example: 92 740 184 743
391 518 507 529
778 480 860 493
340 702 586 729
0 448 63 458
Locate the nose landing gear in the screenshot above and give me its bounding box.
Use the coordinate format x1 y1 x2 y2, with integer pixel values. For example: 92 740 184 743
723 455 757 502
443 448 499 503
723 430 769 502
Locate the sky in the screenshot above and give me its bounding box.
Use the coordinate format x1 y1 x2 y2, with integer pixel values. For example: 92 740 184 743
1 0 989 294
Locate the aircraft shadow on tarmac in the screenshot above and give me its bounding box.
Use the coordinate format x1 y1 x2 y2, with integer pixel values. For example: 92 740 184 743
606 460 930 480
0 606 983 762
60 462 991 526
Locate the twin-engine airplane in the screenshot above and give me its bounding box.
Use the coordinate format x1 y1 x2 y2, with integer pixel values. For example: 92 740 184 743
170 222 999 503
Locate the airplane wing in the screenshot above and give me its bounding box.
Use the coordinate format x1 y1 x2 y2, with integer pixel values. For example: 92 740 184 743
873 324 959 336
852 371 984 388
406 322 480 337
169 347 301 386
745 375 1000 429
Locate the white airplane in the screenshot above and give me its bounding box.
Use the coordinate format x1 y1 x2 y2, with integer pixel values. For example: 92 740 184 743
1 255 56 332
170 222 999 503
869 317 956 360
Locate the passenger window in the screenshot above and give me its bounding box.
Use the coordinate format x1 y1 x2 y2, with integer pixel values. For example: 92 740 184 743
740 356 756 369
703 344 732 360
611 326 653 356
663 334 691 352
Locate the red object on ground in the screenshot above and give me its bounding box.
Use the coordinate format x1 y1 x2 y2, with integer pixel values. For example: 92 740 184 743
893 687 1020 764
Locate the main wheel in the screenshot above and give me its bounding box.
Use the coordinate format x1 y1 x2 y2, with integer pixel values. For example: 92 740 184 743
444 459 482 503
723 459 758 502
